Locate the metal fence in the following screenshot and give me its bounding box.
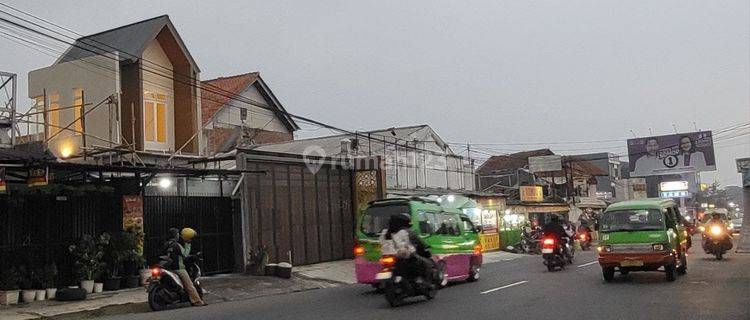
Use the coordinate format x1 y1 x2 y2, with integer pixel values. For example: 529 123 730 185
0 194 122 286
142 196 236 275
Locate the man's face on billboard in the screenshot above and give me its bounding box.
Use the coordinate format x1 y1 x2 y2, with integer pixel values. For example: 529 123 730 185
645 139 659 156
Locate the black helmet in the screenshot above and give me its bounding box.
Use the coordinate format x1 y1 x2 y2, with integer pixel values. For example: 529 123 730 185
550 215 560 222
388 213 411 233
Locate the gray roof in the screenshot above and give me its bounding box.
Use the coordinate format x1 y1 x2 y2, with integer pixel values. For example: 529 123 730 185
56 15 199 71
244 125 454 157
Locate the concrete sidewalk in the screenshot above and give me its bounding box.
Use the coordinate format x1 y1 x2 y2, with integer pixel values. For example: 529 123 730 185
0 274 337 320
295 250 526 284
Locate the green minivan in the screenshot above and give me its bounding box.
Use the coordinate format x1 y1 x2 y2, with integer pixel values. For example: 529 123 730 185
597 198 690 282
355 197 482 287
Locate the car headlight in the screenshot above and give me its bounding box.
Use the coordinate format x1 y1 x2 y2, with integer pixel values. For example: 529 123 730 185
597 245 612 253
652 244 665 251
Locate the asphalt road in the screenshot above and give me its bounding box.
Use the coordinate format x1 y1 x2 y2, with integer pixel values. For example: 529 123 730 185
101 235 750 320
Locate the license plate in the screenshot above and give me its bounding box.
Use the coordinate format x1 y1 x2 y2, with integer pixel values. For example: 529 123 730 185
620 260 644 267
375 272 392 280
541 248 553 254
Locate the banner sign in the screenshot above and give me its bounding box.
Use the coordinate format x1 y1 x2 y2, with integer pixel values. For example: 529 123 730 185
529 155 562 173
123 195 144 231
0 167 5 192
520 186 544 202
628 131 715 177
27 167 48 187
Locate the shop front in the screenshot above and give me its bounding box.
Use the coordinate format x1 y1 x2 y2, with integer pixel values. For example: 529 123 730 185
503 202 571 250
439 194 506 252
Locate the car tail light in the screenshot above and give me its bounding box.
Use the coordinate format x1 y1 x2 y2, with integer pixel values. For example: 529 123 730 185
652 244 665 251
353 245 365 256
379 255 396 268
151 267 161 279
473 244 482 256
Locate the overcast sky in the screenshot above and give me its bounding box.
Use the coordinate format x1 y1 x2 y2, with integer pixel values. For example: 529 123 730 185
1 0 748 186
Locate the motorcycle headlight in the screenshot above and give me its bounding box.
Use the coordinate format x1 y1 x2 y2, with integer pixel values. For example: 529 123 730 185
710 225 723 236
698 226 705 232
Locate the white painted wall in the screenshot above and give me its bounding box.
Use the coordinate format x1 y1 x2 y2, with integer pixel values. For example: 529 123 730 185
28 53 120 159
141 39 175 151
209 84 289 133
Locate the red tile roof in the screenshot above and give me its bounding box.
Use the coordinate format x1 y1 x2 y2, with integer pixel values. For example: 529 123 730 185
200 72 259 125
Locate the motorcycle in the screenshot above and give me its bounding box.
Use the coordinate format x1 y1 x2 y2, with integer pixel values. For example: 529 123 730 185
541 237 573 272
703 225 733 260
147 253 204 311
577 228 592 251
376 253 442 307
519 227 542 254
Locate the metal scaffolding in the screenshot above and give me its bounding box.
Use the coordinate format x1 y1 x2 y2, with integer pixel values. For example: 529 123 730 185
0 71 17 148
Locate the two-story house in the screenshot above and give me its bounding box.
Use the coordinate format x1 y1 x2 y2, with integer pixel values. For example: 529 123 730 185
25 15 297 164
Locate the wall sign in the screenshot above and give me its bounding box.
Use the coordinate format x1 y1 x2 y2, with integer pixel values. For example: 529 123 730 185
27 167 48 187
520 186 544 202
123 195 144 232
0 167 5 192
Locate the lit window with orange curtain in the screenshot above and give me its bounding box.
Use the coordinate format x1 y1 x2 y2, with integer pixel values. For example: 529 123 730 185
143 91 168 144
72 89 83 134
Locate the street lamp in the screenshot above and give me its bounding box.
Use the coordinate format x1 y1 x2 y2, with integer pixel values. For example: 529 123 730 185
158 177 173 189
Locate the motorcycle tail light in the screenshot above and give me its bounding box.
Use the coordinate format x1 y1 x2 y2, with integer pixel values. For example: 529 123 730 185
379 255 396 268
542 238 555 246
151 267 161 279
473 244 482 256
579 234 587 240
353 245 365 256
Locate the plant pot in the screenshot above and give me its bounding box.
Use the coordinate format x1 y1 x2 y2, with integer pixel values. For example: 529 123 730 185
276 262 292 279
103 277 122 291
140 269 151 286
0 290 19 305
80 280 95 294
34 290 46 301
93 283 103 293
45 288 57 300
20 290 36 303
264 264 278 276
122 275 140 288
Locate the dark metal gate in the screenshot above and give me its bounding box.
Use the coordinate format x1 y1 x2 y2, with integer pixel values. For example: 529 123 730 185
0 194 122 286
142 196 236 275
243 161 355 266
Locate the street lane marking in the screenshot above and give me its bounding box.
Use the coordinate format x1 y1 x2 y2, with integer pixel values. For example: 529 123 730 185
480 280 528 294
577 261 598 268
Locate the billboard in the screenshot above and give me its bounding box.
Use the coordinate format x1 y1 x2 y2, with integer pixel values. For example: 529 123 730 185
628 131 715 177
529 155 562 173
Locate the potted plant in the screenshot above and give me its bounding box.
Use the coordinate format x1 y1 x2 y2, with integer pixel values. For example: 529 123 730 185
18 266 35 303
121 231 145 288
102 232 128 291
43 263 58 300
31 267 46 301
0 267 21 305
246 246 269 276
68 234 107 293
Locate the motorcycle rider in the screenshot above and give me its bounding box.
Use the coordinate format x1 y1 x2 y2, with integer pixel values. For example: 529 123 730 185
384 213 433 282
165 227 206 307
542 215 572 257
702 213 732 250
